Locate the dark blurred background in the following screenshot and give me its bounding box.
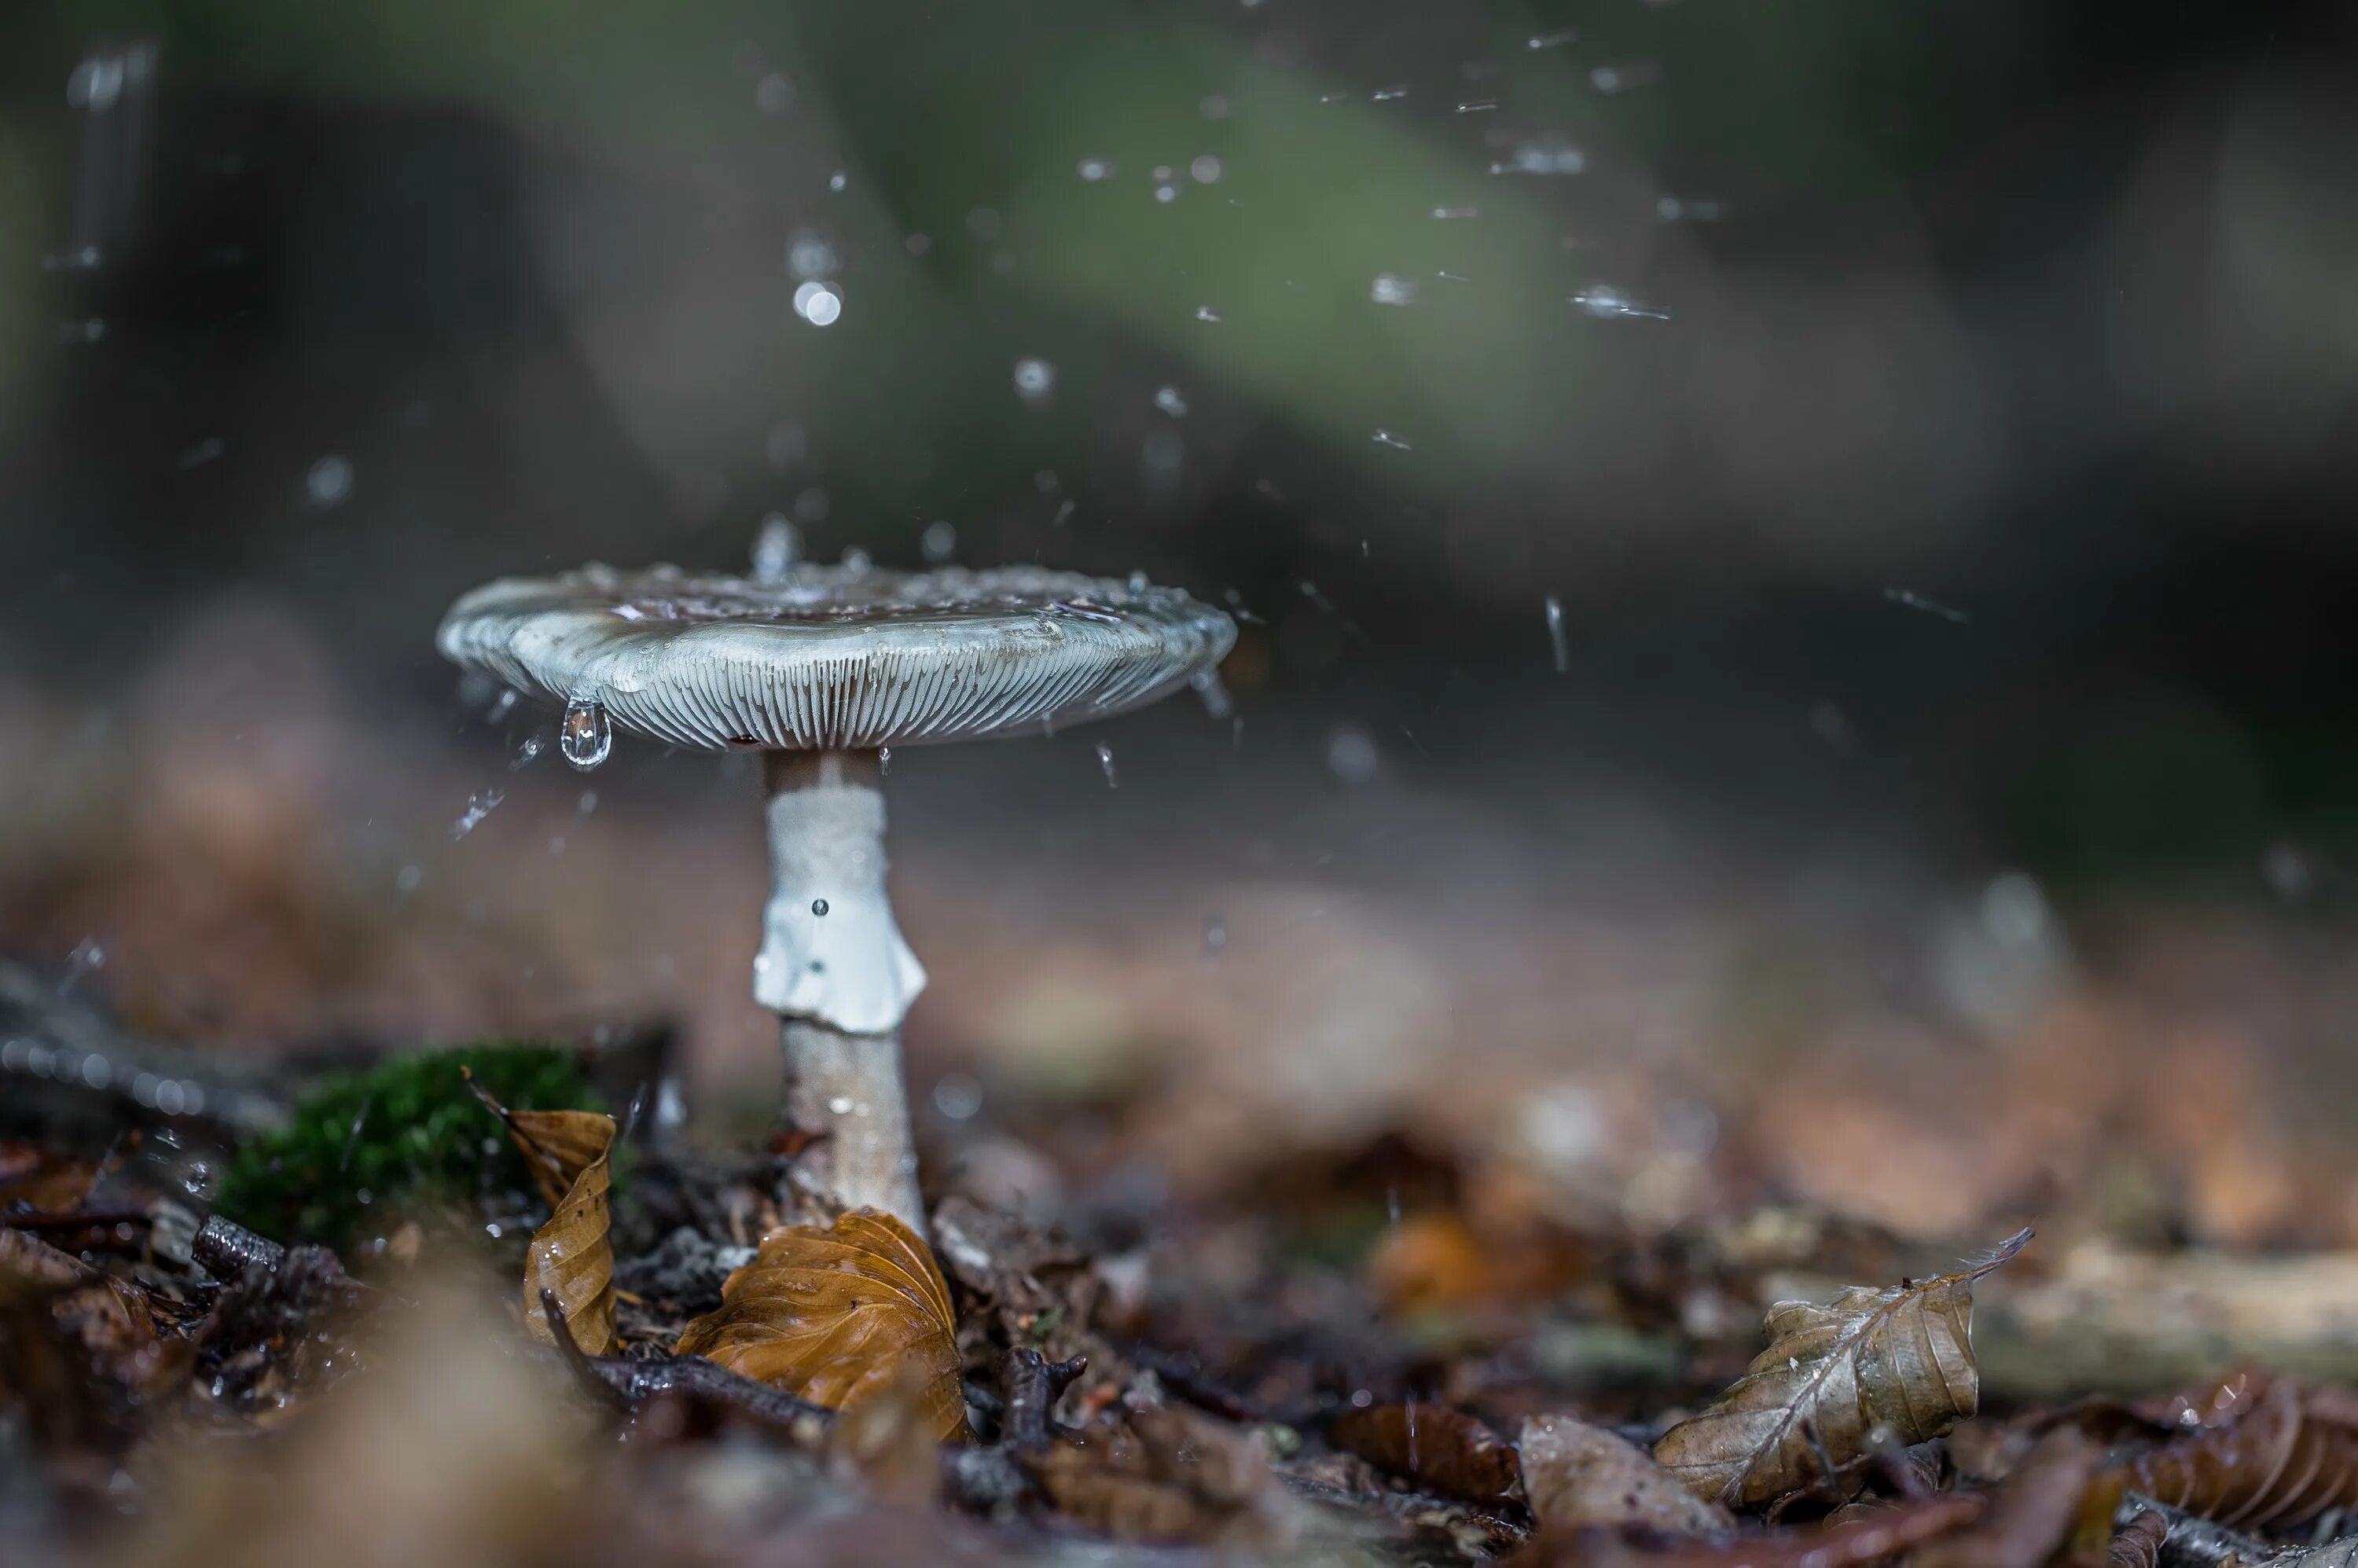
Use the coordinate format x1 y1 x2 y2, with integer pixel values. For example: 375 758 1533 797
2 1 2355 1242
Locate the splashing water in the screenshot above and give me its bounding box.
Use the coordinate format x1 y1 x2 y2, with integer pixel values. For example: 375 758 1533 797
1544 596 1569 672
1372 428 1413 450
1882 586 1971 624
1371 274 1419 306
511 733 543 769
561 700 612 771
1096 741 1118 789
451 788 505 839
753 514 799 582
1194 304 1222 322
1572 285 1670 320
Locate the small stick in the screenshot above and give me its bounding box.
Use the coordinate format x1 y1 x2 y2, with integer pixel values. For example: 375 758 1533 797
538 1287 634 1416
2117 1493 2282 1568
192 1214 286 1277
1001 1346 1087 1449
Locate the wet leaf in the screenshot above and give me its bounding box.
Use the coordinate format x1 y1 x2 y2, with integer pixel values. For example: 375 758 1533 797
2109 1372 2358 1533
2257 1540 2358 1568
1654 1228 2032 1510
474 1075 615 1357
674 1210 968 1443
1519 1412 1732 1537
1330 1401 1522 1504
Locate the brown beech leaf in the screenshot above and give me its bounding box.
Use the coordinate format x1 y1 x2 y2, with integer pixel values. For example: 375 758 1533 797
1330 1401 1522 1504
2109 1371 2358 1533
1520 1412 1732 1537
1654 1228 2032 1511
469 1074 616 1357
674 1210 968 1443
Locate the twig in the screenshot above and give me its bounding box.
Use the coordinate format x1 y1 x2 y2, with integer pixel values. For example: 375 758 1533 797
538 1287 634 1416
1001 1346 1087 1449
2118 1493 2282 1568
192 1214 286 1277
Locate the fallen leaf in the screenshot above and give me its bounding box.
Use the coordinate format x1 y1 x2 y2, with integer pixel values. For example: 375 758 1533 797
1520 1412 1732 1537
1515 1493 1985 1568
1330 1401 1522 1504
674 1210 968 1443
1027 1405 1287 1547
1912 1427 2099 1568
2256 1540 2358 1568
0 1142 100 1216
483 1089 616 1357
1654 1228 2031 1511
2108 1372 2358 1533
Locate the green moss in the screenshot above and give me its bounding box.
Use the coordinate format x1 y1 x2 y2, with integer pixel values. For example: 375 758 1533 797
213 1042 606 1248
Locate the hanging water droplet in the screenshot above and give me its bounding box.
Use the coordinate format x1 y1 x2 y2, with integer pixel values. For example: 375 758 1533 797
879 747 892 776
811 898 829 916
1096 741 1118 789
561 700 612 771
1544 595 1569 673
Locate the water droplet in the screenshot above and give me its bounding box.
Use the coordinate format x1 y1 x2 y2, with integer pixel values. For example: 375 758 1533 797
1203 915 1227 957
1372 428 1413 450
932 1072 983 1120
1155 182 1179 204
1544 595 1569 672
828 171 847 192
578 790 598 815
792 280 843 326
786 229 836 280
840 545 872 572
1096 741 1118 789
1528 28 1577 48
1590 61 1662 94
1078 156 1115 181
755 72 794 113
304 454 354 509
827 1095 854 1115
753 513 799 582
511 733 543 769
487 688 519 722
920 520 957 562
1572 285 1670 320
879 747 892 776
1189 154 1222 183
1192 669 1233 719
811 898 829 916
561 701 612 771
1195 304 1222 322
1372 84 1409 101
1012 356 1056 404
395 864 422 894
1326 724 1379 785
1371 274 1419 306
1431 205 1479 220
1127 570 1150 595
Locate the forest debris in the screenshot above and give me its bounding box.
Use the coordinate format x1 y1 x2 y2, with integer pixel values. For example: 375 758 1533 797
1654 1228 2031 1510
829 1361 946 1507
2102 1372 2358 1533
1027 1405 1291 1547
1520 1412 1733 1536
192 1213 286 1277
675 1210 968 1442
509 1112 615 1355
1516 1491 1985 1568
1001 1345 1087 1448
2108 1510 2168 1568
2255 1539 2358 1568
1912 1427 2100 1568
0 1140 100 1215
1330 1401 1522 1504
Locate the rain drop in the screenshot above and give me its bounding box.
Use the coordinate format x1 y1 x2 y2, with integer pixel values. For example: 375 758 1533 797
1544 595 1569 673
304 454 354 509
792 281 843 326
1372 428 1413 450
753 513 799 582
1371 274 1419 307
1096 741 1118 789
1192 668 1233 719
1154 385 1189 417
1194 304 1222 322
1012 357 1057 405
879 747 892 776
811 898 829 916
561 701 612 771
920 520 957 563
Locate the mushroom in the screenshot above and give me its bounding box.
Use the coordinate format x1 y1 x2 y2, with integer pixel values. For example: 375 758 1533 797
436 559 1236 1234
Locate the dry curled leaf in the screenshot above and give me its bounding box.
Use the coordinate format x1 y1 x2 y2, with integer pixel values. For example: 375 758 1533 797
1330 1401 1522 1504
1520 1412 1732 1537
2108 1372 2358 1533
1654 1228 2032 1511
674 1210 968 1443
476 1078 617 1358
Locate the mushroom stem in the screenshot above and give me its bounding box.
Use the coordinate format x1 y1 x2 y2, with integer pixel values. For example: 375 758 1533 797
758 749 928 1235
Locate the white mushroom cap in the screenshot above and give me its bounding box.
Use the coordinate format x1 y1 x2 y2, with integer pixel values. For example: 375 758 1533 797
436 561 1236 751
